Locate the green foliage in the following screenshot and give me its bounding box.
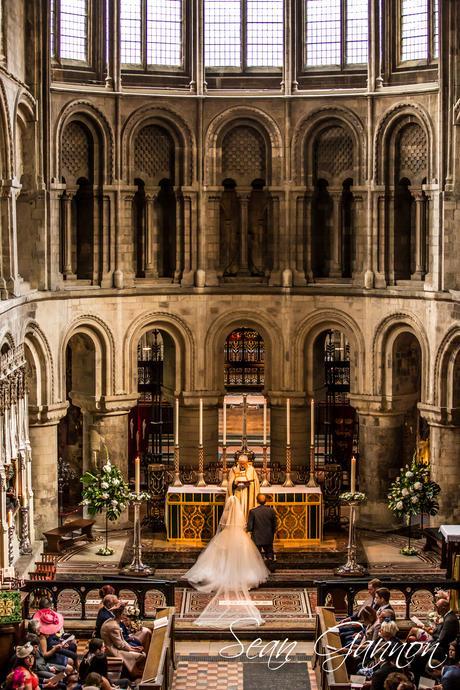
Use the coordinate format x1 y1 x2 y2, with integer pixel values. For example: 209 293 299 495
388 454 440 521
81 460 130 522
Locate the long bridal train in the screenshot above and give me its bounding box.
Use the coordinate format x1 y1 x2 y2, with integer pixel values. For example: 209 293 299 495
185 495 270 628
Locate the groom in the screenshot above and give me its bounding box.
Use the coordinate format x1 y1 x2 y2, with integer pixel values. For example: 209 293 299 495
247 494 277 571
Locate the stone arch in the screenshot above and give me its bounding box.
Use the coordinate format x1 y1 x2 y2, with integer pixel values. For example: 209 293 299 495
55 101 114 184
14 96 36 186
205 106 283 186
292 106 365 186
59 317 115 402
22 322 54 408
434 327 460 417
122 106 195 186
294 309 365 395
374 103 434 185
204 310 284 394
0 79 13 178
372 313 429 403
124 312 195 397
0 331 15 353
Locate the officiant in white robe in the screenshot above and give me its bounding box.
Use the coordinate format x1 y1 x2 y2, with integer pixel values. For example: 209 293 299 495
227 455 260 518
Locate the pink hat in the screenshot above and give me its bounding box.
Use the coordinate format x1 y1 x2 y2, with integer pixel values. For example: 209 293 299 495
32 608 64 635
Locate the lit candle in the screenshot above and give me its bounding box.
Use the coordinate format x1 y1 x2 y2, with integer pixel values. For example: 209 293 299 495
350 455 357 494
310 398 315 446
263 399 267 446
286 398 291 446
175 397 179 446
7 511 12 528
223 399 227 446
135 456 140 495
199 398 203 446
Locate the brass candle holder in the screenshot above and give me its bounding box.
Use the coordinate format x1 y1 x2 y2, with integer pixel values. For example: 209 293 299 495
306 443 318 487
172 444 183 487
261 445 270 487
283 445 294 487
196 444 206 486
220 445 228 487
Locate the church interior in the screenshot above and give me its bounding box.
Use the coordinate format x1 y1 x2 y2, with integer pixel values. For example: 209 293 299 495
0 1 459 689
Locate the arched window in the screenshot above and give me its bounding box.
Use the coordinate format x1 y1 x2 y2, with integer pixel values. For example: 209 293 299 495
205 0 283 70
120 0 183 69
400 0 438 63
304 0 368 68
51 0 89 62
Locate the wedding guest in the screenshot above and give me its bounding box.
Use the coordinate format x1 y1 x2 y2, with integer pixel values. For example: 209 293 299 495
95 595 119 638
431 599 459 655
8 644 39 690
100 603 145 679
33 608 76 669
374 588 395 621
121 605 151 652
383 673 412 690
27 633 71 681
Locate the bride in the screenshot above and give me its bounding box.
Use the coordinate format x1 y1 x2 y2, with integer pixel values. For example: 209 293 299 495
185 495 270 628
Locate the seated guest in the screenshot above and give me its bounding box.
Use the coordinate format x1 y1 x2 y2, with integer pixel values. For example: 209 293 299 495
431 599 459 655
340 606 378 648
33 609 76 669
395 683 415 690
383 673 412 690
121 605 151 652
374 588 395 621
100 603 145 679
79 640 129 690
7 643 39 690
97 586 116 609
27 634 71 681
82 672 104 690
95 595 119 639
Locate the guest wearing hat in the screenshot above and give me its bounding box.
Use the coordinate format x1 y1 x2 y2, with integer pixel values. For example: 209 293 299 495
100 603 145 679
32 607 76 669
8 643 39 690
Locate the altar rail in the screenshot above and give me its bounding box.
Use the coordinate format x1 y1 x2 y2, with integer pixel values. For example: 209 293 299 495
315 578 460 619
21 578 176 620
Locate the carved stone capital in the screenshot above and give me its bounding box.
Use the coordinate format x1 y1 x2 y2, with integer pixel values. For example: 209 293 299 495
29 402 69 426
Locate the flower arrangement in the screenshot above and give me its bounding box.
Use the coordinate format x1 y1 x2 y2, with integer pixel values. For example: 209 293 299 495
388 454 440 556
81 458 130 556
339 491 367 504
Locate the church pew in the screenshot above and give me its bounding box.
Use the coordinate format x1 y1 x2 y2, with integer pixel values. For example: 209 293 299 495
313 606 351 690
139 607 175 690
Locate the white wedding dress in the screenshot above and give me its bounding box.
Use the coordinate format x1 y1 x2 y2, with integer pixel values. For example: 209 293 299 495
185 495 270 628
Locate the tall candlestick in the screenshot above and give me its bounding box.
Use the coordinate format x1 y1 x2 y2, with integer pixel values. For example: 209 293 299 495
286 398 291 446
223 399 227 446
7 511 12 528
199 398 203 446
135 456 140 495
350 455 356 494
175 397 179 446
263 399 267 446
310 398 315 445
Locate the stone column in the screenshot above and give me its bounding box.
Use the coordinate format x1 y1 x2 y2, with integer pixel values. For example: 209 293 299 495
174 189 183 283
329 191 342 277
61 190 75 279
0 180 23 298
293 193 307 285
412 191 426 280
239 193 250 275
144 193 160 279
351 399 404 528
29 403 68 536
420 406 460 524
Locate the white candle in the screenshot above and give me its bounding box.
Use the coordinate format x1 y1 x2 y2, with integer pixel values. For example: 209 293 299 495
263 399 267 446
286 398 291 446
7 510 12 528
135 456 140 495
350 455 356 494
175 397 179 446
223 399 227 446
199 398 203 446
310 398 315 446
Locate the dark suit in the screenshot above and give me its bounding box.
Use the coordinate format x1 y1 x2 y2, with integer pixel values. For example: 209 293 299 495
433 610 459 652
247 504 277 562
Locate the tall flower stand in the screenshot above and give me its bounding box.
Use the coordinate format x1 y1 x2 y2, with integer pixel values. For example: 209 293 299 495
122 497 152 575
335 494 367 576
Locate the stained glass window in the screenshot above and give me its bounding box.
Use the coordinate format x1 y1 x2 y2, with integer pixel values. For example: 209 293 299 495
304 0 368 68
120 0 183 68
400 0 438 62
205 0 283 69
224 329 265 390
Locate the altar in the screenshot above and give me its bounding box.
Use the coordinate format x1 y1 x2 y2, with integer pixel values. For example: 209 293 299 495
166 484 323 547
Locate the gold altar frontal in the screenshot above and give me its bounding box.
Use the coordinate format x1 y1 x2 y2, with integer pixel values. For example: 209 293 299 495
165 485 323 547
